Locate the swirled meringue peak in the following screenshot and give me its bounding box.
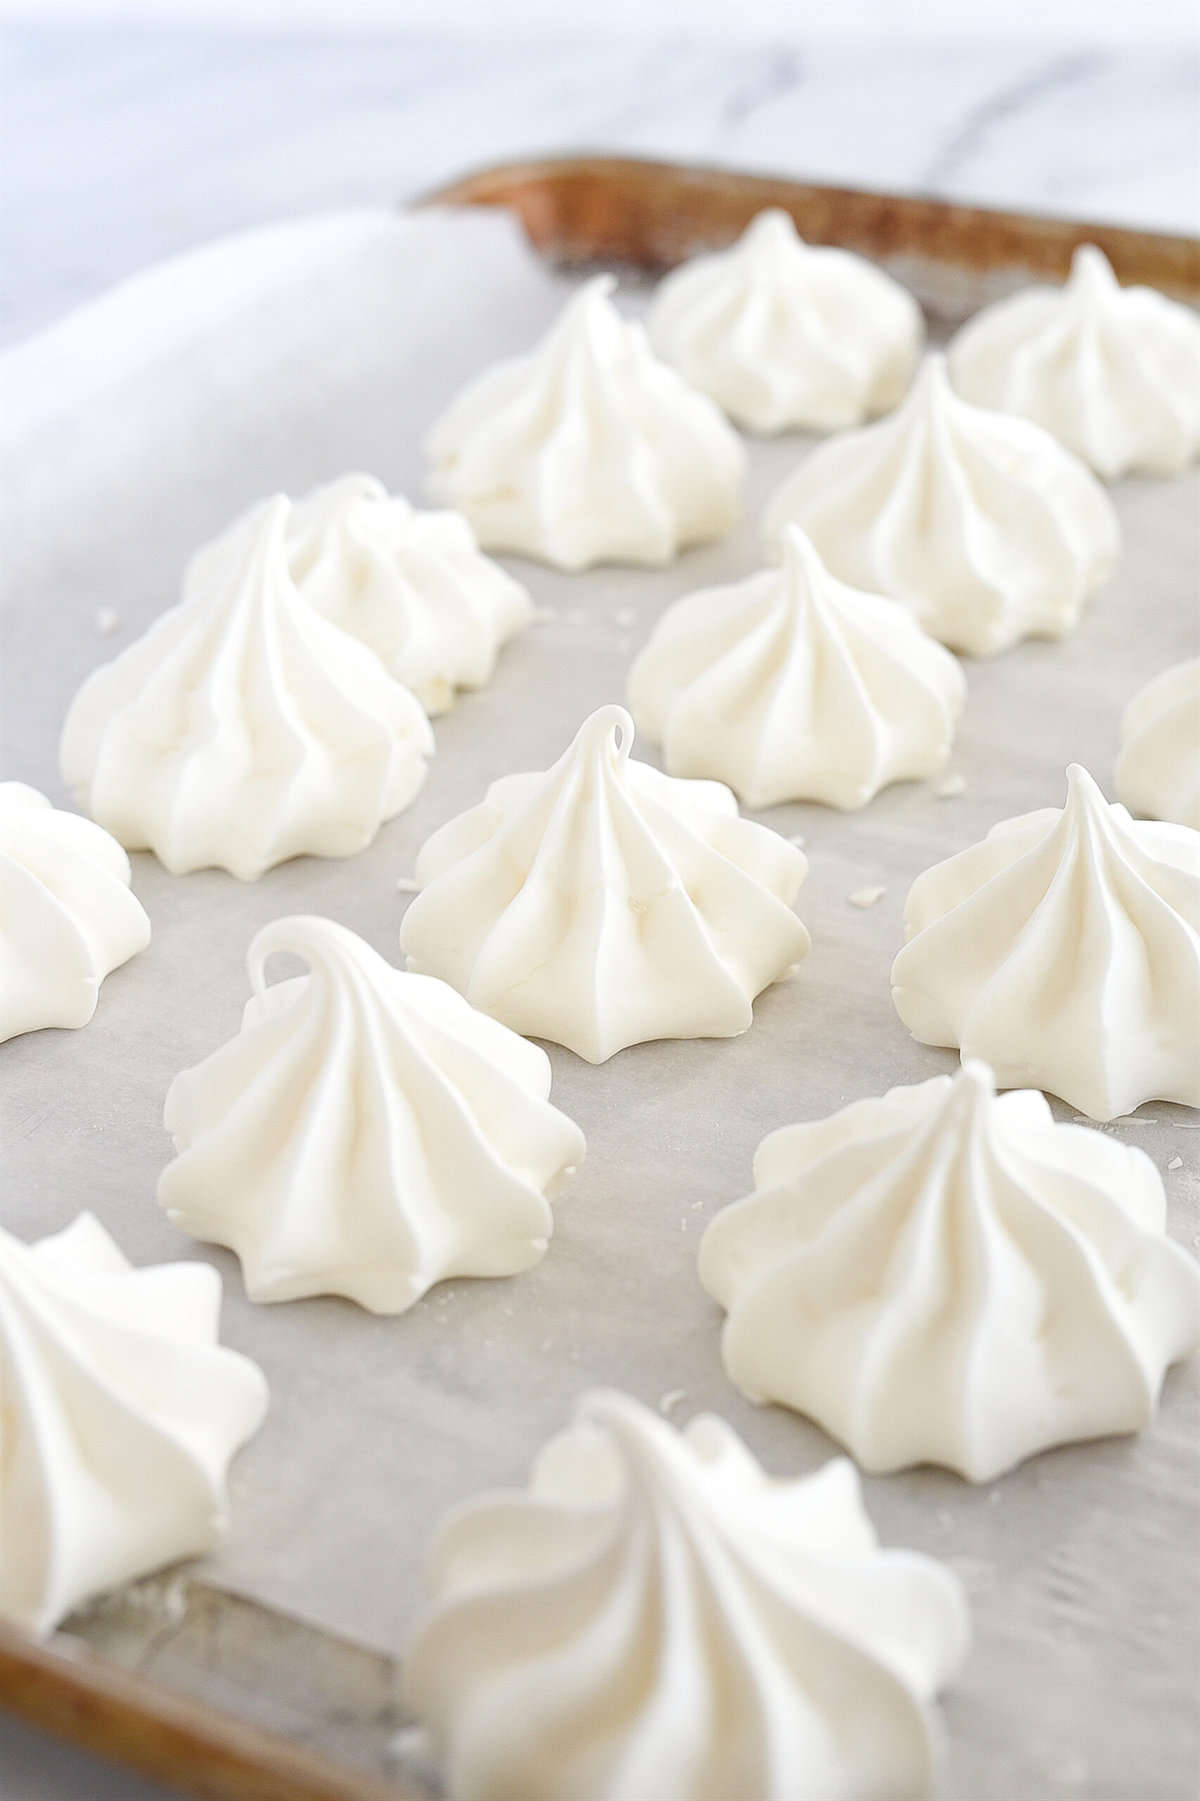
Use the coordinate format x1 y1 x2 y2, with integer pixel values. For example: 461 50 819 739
949 245 1200 479
287 473 533 716
399 705 810 1063
59 496 433 879
700 1062 1200 1482
160 916 584 1311
425 275 746 570
892 764 1200 1120
406 1389 970 1801
1115 658 1200 831
0 1212 267 1636
648 208 923 434
627 526 966 809
762 353 1120 657
0 782 150 1043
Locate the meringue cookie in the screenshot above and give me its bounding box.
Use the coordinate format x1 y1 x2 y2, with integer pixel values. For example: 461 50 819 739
762 354 1120 657
406 1389 970 1801
400 705 810 1063
700 1061 1200 1482
0 1212 267 1636
425 276 746 570
287 473 533 716
1115 658 1200 832
648 208 923 434
892 764 1200 1120
0 783 150 1043
59 496 433 880
160 916 584 1311
949 245 1200 479
627 525 965 809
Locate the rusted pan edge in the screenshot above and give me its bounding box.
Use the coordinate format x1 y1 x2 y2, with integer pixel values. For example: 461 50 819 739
422 153 1200 299
0 1619 410 1801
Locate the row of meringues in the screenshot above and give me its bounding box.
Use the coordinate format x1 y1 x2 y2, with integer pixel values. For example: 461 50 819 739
8 676 1199 1109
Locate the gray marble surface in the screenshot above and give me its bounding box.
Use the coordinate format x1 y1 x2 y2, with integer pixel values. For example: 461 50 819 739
2 25 1197 1801
2 25 1198 346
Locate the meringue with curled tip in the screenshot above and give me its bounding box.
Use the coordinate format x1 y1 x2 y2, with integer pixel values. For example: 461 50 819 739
647 207 923 434
892 764 1200 1120
405 1388 970 1801
627 525 966 809
0 782 150 1043
59 495 433 880
949 245 1200 479
399 705 810 1063
700 1061 1200 1482
425 275 746 570
159 915 584 1311
0 1212 267 1636
287 473 534 716
1115 658 1200 832
762 353 1120 657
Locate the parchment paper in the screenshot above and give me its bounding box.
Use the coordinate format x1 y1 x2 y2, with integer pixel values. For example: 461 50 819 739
1 207 1198 1800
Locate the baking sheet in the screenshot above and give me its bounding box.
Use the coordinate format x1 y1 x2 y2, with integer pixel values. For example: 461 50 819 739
1 205 1198 1801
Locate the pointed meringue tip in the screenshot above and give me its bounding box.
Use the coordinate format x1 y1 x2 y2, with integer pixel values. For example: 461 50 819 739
776 522 826 586
744 207 800 249
571 272 619 311
1069 243 1116 292
247 912 357 991
1063 763 1108 808
958 1058 998 1098
575 703 636 761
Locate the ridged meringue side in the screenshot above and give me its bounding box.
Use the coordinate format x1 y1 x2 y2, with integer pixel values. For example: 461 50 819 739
627 526 965 809
1115 658 1200 831
0 783 150 1043
762 354 1120 657
160 915 584 1311
425 276 746 570
287 473 534 716
949 245 1200 479
400 705 810 1063
648 208 923 434
0 1212 268 1636
59 495 433 879
892 764 1200 1119
700 1062 1200 1482
406 1389 970 1801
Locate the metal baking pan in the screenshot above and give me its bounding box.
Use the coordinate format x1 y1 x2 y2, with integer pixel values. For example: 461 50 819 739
2 155 1197 1801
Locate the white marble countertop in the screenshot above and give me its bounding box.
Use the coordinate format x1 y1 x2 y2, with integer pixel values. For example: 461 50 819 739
2 24 1197 347
2 23 1197 1801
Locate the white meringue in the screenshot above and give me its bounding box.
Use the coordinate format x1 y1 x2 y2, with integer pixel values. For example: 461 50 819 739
0 1212 267 1636
59 495 433 880
892 764 1200 1120
287 473 533 716
648 208 923 434
949 245 1200 479
1115 658 1200 832
0 783 150 1044
159 915 584 1312
406 1389 970 1801
425 276 746 570
627 526 965 810
700 1061 1200 1482
762 353 1120 657
399 705 809 1063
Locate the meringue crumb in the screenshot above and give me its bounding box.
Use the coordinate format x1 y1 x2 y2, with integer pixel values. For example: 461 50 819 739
933 772 966 798
395 875 421 893
1168 1156 1184 1171
848 885 886 909
95 607 120 635
659 1388 687 1415
787 832 806 848
615 606 636 627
